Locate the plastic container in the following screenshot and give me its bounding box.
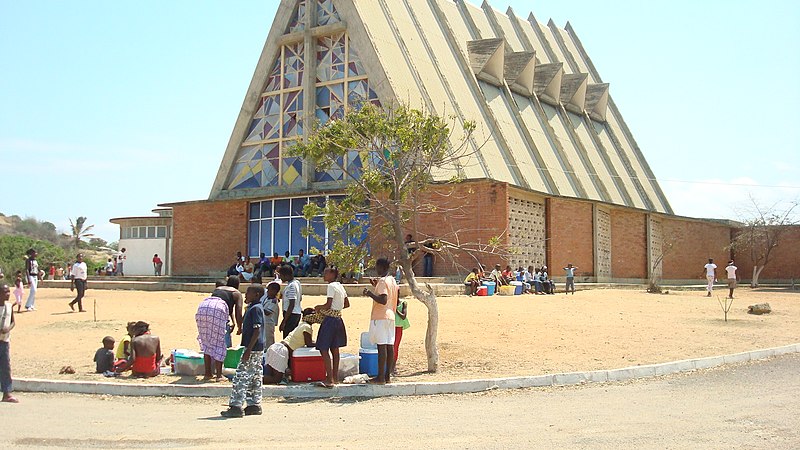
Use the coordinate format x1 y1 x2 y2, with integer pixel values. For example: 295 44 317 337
498 285 515 296
173 350 205 376
290 347 326 382
338 353 361 380
476 286 488 296
224 346 245 369
359 348 379 376
360 331 376 350
482 281 496 296
510 281 524 295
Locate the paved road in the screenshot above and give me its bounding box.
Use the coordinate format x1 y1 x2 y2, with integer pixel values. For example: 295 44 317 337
2 354 798 449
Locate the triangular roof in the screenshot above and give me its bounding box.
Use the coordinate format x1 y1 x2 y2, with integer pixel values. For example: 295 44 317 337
210 0 673 214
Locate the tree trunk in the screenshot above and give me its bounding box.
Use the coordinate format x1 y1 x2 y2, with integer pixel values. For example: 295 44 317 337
751 265 764 288
401 260 439 372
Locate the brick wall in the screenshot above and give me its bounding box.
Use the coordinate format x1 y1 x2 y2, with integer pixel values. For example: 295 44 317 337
547 198 594 277
733 226 800 282
171 199 248 276
610 208 648 279
661 217 732 280
368 180 510 277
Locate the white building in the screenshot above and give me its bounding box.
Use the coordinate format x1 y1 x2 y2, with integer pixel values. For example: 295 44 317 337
110 208 173 276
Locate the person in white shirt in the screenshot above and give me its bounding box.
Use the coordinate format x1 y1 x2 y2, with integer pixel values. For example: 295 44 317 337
702 258 718 297
725 260 738 299
116 248 127 276
278 265 302 339
69 253 88 312
314 267 350 387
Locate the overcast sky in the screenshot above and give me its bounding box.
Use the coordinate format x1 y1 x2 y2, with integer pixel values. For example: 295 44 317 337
1 0 798 242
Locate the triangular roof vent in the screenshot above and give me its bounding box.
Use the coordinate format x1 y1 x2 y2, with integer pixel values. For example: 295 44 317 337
467 38 506 84
534 62 563 105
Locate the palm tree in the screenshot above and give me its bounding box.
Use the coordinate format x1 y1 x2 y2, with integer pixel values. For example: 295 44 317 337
69 216 95 249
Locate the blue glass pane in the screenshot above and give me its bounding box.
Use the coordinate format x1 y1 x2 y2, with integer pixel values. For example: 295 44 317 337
291 217 308 254
274 199 290 217
260 220 272 257
248 221 259 257
274 218 290 255
249 203 260 220
260 200 273 219
291 198 308 216
309 216 326 253
348 213 369 246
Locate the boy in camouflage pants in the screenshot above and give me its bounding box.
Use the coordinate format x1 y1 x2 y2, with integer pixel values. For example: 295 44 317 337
222 285 266 418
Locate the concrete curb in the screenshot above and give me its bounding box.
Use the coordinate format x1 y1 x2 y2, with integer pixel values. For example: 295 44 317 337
16 343 798 398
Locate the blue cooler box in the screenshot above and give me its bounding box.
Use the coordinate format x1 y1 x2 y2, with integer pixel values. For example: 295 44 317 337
482 281 496 296
359 348 379 376
510 281 524 295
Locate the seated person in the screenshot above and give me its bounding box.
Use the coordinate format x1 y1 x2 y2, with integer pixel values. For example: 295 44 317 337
501 265 515 284
464 268 481 296
238 257 255 282
296 249 311 277
94 336 115 373
263 308 319 384
113 322 136 372
539 266 554 294
284 251 297 273
490 264 508 286
129 321 162 378
226 259 240 278
268 253 284 278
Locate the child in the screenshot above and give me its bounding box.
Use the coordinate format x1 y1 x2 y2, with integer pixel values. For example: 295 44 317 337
222 285 266 418
0 283 18 403
314 267 350 387
94 336 115 373
392 295 410 376
563 263 578 295
113 322 136 372
13 271 24 313
279 265 302 339
464 268 480 296
263 308 318 385
262 282 281 348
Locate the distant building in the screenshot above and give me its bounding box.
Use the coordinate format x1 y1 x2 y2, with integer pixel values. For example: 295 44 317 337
112 0 798 282
109 208 172 276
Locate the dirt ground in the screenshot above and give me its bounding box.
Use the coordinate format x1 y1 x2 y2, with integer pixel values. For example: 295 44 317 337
7 285 800 384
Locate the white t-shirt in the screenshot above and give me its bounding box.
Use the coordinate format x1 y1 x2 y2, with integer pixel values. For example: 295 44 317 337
282 279 302 315
117 253 127 264
704 263 717 276
71 262 88 280
725 265 737 279
0 303 13 342
326 282 347 311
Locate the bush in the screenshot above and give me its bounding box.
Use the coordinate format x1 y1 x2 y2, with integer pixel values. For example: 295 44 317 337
0 235 68 277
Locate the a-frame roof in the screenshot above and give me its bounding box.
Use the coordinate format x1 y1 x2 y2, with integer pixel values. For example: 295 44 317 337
210 0 673 215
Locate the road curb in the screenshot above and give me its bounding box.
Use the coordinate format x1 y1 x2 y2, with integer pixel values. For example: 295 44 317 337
15 343 799 398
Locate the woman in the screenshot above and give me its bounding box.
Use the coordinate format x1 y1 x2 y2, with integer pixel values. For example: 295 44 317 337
314 267 349 387
195 296 230 382
24 249 38 312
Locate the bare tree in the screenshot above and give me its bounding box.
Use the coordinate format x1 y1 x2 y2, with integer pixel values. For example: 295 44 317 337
728 197 798 287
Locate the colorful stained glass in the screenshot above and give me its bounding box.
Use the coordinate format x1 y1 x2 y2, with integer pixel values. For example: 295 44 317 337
283 91 304 137
316 34 346 82
315 83 345 125
347 150 363 180
283 42 305 89
246 95 281 143
288 0 306 33
348 43 365 77
262 157 279 186
266 59 282 92
314 156 344 182
316 0 340 26
281 157 304 186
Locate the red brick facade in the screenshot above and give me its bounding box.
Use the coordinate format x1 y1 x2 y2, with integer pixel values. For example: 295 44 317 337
546 198 594 277
165 182 797 283
171 199 248 276
734 226 800 282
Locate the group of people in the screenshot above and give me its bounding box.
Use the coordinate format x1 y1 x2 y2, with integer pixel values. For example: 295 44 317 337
465 263 579 295
702 258 739 298
209 257 406 418
227 250 329 283
94 321 162 377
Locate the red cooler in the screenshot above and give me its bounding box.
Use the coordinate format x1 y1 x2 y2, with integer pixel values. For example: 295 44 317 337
290 347 326 382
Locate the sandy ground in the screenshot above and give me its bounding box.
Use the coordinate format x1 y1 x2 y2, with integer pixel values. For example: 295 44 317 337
7 285 800 384
3 355 799 448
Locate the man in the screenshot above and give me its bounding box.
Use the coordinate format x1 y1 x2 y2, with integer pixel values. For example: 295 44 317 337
130 321 162 378
362 258 398 384
116 248 127 276
221 285 266 418
212 276 244 348
279 266 302 338
153 254 163 276
563 263 578 295
702 258 717 297
296 248 311 277
725 260 738 299
268 252 284 278
68 253 88 312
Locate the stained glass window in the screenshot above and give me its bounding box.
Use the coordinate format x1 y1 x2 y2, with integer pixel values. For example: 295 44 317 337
316 34 346 83
288 0 306 33
283 42 305 89
316 0 340 27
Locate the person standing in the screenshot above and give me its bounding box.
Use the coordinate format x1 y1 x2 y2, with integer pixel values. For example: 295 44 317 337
212 276 244 348
24 249 38 312
563 263 578 295
68 253 88 312
195 295 230 382
392 295 410 376
279 266 302 339
153 254 163 276
116 248 127 276
725 260 738 299
314 267 350 387
0 284 19 403
702 258 717 297
221 285 266 418
362 258 398 384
